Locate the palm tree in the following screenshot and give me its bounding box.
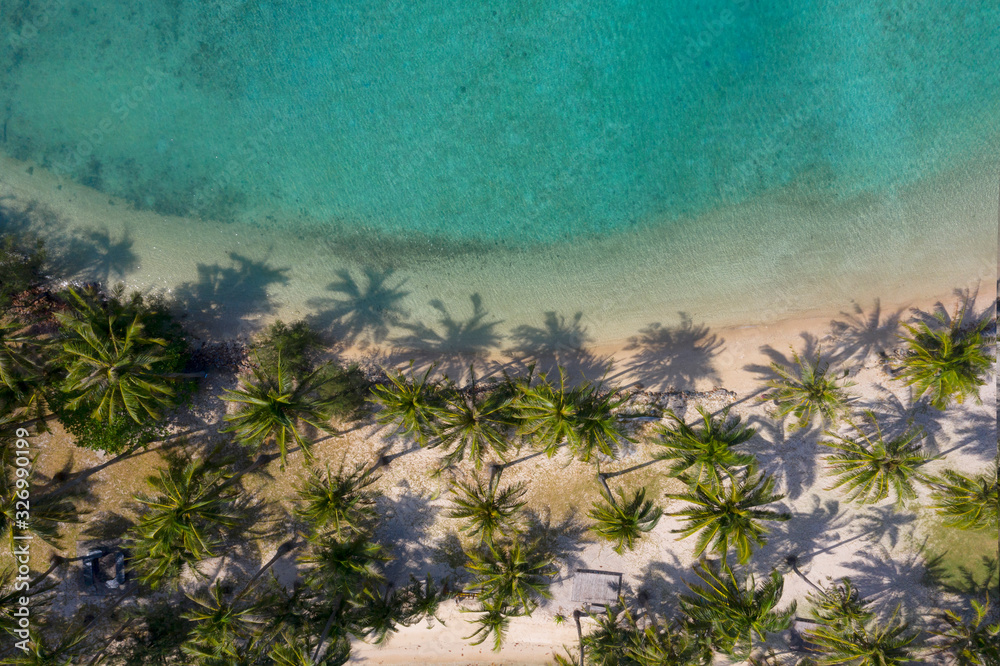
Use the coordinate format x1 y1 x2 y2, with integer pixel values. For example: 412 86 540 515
805 604 918 665
221 354 337 465
400 573 452 627
433 367 514 470
269 629 350 666
55 290 179 424
0 458 81 549
628 613 713 666
462 597 513 653
667 469 789 564
0 319 45 418
370 362 443 446
516 369 630 464
0 629 86 665
895 303 992 410
765 348 853 430
928 466 999 532
679 561 795 660
180 582 269 662
294 462 379 539
652 407 757 486
465 539 556 614
930 599 1000 666
356 583 410 645
128 456 243 590
821 411 930 507
581 603 641 666
300 535 390 603
588 478 662 554
449 473 527 546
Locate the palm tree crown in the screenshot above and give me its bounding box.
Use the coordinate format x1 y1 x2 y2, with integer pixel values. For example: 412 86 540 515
822 411 930 507
679 561 795 659
653 407 757 486
294 462 379 539
588 482 662 554
370 363 443 446
667 468 789 564
433 368 514 470
465 539 556 614
765 348 854 430
895 304 993 410
56 289 178 424
221 354 337 465
928 466 999 532
449 473 526 546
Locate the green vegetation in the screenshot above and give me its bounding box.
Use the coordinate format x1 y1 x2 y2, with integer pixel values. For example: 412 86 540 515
0 232 45 309
588 480 662 554
449 472 527 546
821 411 930 507
667 468 789 564
765 348 854 430
928 465 999 532
652 407 756 486
896 303 993 410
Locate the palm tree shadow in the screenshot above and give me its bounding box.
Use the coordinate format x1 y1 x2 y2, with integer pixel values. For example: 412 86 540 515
740 333 826 409
864 385 946 455
630 551 692 616
173 251 290 335
502 311 614 381
73 226 139 283
756 495 850 570
305 267 409 348
615 313 724 391
391 293 504 379
375 482 444 584
746 416 822 500
522 506 590 578
827 299 905 371
908 285 996 334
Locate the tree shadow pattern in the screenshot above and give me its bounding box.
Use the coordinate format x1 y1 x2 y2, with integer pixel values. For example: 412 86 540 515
306 267 409 348
617 313 724 392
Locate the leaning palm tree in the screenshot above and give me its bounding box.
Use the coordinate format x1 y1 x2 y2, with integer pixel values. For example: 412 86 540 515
294 462 379 539
128 456 244 590
462 597 513 653
667 468 789 564
433 367 514 470
56 294 178 424
765 348 854 430
895 303 993 410
221 354 337 465
679 561 795 660
449 473 527 546
370 362 443 446
821 411 930 507
181 582 269 662
517 369 630 464
805 603 918 666
652 407 757 487
928 465 999 532
588 479 662 554
930 599 1000 666
465 539 556 614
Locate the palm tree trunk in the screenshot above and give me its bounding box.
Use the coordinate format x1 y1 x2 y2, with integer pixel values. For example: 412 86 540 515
85 616 136 666
596 473 613 502
488 463 503 492
235 539 298 600
784 555 823 593
573 609 585 666
312 598 344 662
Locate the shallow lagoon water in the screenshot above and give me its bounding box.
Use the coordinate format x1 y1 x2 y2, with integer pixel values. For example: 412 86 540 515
0 0 997 347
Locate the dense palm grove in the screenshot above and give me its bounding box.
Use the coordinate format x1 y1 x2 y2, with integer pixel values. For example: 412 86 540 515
0 232 997 665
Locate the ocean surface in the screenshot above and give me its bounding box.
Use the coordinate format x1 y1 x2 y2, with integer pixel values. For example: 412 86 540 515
0 0 997 356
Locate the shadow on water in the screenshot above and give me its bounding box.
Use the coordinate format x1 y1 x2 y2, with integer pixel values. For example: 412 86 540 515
172 251 290 336
306 267 410 348
501 311 614 381
391 293 505 380
67 226 139 283
614 313 724 392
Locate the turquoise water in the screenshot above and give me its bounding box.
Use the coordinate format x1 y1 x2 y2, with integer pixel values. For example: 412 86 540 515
2 0 997 245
